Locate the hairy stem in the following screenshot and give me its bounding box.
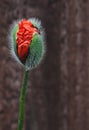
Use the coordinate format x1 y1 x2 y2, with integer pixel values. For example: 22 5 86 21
17 70 29 130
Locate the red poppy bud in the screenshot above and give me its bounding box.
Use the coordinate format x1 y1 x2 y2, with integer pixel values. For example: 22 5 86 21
9 18 45 70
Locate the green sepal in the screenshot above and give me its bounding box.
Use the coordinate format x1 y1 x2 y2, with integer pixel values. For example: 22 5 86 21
25 34 44 70
12 25 18 56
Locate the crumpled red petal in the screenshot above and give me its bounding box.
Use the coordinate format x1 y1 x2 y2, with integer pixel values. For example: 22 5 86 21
16 19 39 63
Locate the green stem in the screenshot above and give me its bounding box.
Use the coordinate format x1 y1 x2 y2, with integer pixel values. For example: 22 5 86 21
17 70 29 130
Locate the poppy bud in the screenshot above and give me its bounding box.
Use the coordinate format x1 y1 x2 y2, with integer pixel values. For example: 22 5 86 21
9 18 45 70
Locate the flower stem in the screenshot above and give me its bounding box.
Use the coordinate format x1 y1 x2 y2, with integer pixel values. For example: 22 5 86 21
17 70 29 130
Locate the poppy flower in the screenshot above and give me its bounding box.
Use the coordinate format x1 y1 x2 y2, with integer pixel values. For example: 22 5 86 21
9 18 45 70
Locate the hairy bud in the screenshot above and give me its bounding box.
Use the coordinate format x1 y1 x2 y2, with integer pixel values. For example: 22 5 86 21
9 18 45 70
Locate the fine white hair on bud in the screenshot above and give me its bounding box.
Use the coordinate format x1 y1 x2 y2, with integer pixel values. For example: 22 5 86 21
9 18 46 70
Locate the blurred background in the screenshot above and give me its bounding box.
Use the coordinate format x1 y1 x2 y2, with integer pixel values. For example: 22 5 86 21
0 0 89 130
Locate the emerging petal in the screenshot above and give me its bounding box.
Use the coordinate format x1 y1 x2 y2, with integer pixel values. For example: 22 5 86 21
18 43 29 63
16 19 39 63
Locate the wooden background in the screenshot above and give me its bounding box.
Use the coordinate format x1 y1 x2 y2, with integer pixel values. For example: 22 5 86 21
0 0 89 130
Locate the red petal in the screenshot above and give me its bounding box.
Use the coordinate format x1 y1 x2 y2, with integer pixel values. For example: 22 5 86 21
16 19 39 62
18 43 29 62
